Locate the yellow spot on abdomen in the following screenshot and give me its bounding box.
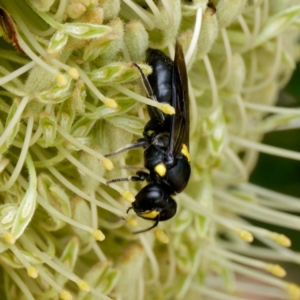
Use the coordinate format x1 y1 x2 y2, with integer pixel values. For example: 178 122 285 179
155 163 167 177
181 144 191 162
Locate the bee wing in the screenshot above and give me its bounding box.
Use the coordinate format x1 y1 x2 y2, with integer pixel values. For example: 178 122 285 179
171 42 190 158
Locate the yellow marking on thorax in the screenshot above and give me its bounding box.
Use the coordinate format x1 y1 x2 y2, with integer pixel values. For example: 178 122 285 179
140 210 160 219
181 144 191 162
155 163 167 177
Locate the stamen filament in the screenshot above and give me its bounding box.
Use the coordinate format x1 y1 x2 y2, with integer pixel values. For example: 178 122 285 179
123 0 155 30
185 7 202 67
69 62 118 108
0 115 34 191
3 267 35 300
230 135 300 162
0 96 29 149
139 234 159 283
34 265 72 299
32 147 126 217
244 101 300 114
214 189 300 231
202 55 218 114
0 61 36 86
57 126 110 165
217 28 232 88
114 84 175 114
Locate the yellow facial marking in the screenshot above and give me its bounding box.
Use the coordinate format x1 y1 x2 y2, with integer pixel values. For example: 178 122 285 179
140 210 160 219
155 163 167 177
181 144 191 162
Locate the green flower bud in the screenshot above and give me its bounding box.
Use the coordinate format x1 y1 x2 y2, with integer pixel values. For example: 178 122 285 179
98 122 133 155
37 173 71 231
90 62 151 84
79 149 105 192
205 106 226 157
106 115 145 135
39 113 57 147
57 99 76 133
25 65 56 94
71 196 93 245
98 18 124 63
37 74 72 104
194 174 213 238
62 22 112 39
0 204 17 230
83 32 119 61
77 7 104 24
72 79 86 114
77 262 120 296
124 20 149 62
48 31 68 54
55 237 79 287
99 0 120 21
11 184 37 240
216 0 247 28
66 2 87 19
197 8 218 59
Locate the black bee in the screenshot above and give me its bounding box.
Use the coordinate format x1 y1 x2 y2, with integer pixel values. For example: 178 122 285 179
106 42 190 234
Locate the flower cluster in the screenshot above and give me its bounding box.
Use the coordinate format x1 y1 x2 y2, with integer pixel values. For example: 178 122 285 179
0 0 300 299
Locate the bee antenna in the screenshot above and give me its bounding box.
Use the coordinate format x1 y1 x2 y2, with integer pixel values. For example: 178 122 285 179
126 207 133 214
132 216 160 234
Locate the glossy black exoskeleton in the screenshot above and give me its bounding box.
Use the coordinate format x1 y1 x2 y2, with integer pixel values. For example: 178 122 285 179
106 42 190 234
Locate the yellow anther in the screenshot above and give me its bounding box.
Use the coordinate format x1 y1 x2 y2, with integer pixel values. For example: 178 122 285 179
4 233 16 244
127 216 137 227
161 103 175 115
59 290 73 300
55 73 68 86
286 283 300 297
155 163 166 177
154 229 169 244
234 228 253 242
68 68 79 80
77 280 90 292
92 230 105 241
102 158 114 171
140 210 159 219
121 190 135 202
27 266 39 278
266 264 286 278
181 144 191 162
103 97 119 110
270 233 291 247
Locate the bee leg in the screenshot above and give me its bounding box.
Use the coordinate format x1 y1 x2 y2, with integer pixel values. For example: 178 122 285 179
132 216 160 234
132 63 156 100
133 62 165 125
104 139 148 157
106 171 151 185
127 207 133 214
